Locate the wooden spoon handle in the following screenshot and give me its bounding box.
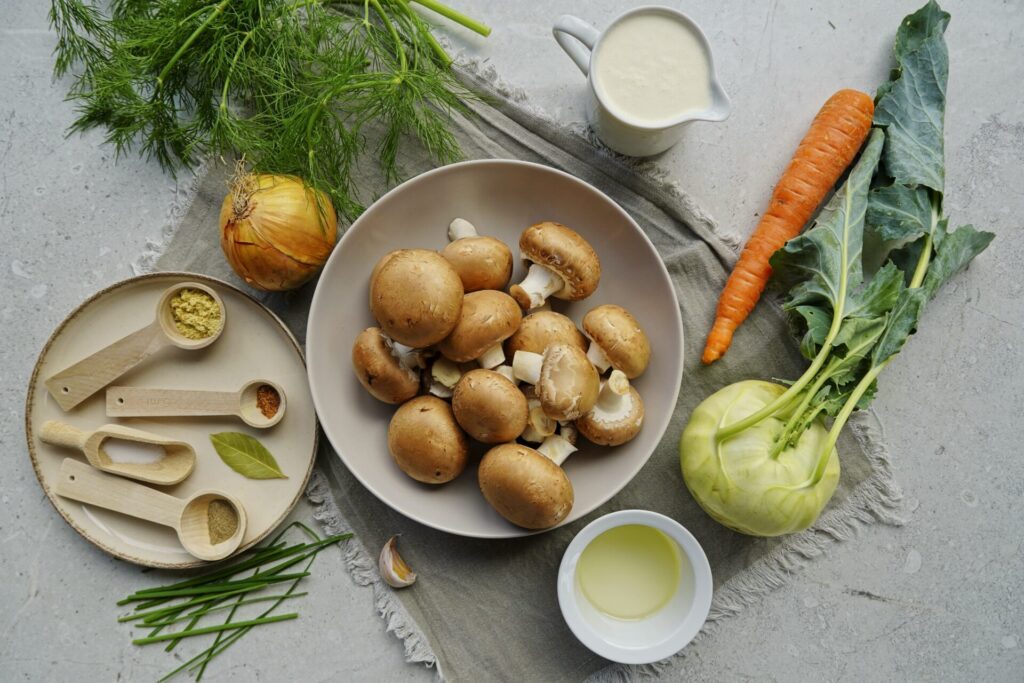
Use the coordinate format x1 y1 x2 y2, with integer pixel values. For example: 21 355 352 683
54 458 183 528
39 420 89 450
45 323 168 411
106 386 239 418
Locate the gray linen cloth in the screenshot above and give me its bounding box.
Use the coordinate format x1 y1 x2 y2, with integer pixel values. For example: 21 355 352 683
153 69 901 682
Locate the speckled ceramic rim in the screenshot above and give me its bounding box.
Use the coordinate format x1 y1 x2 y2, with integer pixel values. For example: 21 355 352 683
24 272 319 569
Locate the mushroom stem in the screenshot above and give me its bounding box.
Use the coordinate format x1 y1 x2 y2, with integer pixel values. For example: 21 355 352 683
428 382 453 398
493 364 516 383
431 357 462 389
511 263 564 310
477 343 506 369
592 370 632 420
586 341 612 373
521 399 556 442
386 337 428 370
537 433 577 466
512 351 543 385
558 421 578 446
448 218 478 241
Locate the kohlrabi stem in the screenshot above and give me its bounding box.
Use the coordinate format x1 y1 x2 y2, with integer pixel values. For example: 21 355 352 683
412 0 492 36
808 226 936 486
770 365 833 458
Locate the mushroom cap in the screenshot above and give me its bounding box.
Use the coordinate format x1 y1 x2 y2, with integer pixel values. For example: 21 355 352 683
478 443 574 529
387 396 469 484
452 369 528 443
351 327 420 404
441 236 513 292
437 290 523 363
538 343 600 421
504 311 587 357
370 249 464 348
583 304 651 379
576 386 645 446
368 250 399 309
518 222 600 301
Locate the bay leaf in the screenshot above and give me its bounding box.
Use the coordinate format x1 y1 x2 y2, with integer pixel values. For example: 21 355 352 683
210 432 287 479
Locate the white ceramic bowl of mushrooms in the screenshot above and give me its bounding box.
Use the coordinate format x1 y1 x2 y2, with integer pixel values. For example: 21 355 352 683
307 160 684 538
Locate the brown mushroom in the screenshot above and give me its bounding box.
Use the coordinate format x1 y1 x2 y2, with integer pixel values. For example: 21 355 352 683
351 327 419 404
576 370 645 446
508 222 600 310
478 443 574 529
451 369 528 443
512 343 599 421
583 304 651 378
441 218 514 292
387 396 468 484
370 249 463 348
504 311 587 357
437 290 522 368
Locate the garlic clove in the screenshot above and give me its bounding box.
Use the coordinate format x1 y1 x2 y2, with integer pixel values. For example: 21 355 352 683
379 535 417 588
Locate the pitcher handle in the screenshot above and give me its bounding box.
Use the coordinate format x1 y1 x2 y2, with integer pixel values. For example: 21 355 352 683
553 15 600 76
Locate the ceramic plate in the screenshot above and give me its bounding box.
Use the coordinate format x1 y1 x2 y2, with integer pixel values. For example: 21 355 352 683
26 273 318 568
307 160 684 538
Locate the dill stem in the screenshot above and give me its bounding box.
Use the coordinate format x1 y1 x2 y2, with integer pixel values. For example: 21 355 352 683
370 0 407 72
220 30 256 109
156 0 230 91
412 0 490 36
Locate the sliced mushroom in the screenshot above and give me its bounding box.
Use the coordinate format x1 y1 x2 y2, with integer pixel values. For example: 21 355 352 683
576 370 645 446
478 443 574 530
437 290 522 368
451 369 527 443
351 327 420 404
427 356 462 398
441 218 514 292
583 304 651 378
520 396 557 443
512 343 600 421
504 311 587 357
387 396 468 484
370 249 464 348
508 222 600 310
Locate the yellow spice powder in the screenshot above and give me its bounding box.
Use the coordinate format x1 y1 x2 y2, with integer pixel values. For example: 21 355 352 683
169 288 222 339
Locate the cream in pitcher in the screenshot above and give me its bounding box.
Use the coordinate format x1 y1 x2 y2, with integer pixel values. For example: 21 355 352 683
593 12 712 124
553 7 730 156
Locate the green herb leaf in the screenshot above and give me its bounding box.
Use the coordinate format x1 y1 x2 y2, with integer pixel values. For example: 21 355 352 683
210 432 287 479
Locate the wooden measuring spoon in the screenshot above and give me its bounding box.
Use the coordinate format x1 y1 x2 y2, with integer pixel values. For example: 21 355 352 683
106 379 287 429
39 420 196 486
45 282 226 411
55 458 247 562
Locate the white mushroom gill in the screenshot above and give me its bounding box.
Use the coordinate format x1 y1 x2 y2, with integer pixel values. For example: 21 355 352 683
514 263 564 310
448 218 478 241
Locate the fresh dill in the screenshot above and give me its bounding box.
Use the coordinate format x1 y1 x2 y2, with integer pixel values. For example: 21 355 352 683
49 0 491 220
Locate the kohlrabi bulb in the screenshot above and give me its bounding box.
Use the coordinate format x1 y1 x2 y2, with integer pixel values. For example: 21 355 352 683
680 380 840 537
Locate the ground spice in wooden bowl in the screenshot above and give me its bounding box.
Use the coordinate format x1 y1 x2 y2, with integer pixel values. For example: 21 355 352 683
207 499 239 544
169 288 222 340
256 384 281 419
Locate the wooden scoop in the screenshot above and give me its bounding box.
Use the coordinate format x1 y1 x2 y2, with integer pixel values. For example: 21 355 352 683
106 379 286 429
39 420 196 486
55 458 247 562
45 282 225 411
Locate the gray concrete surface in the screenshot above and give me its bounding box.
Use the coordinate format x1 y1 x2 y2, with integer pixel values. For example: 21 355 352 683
2 0 1021 680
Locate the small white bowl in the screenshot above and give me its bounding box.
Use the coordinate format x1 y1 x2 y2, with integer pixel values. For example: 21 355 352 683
557 510 712 664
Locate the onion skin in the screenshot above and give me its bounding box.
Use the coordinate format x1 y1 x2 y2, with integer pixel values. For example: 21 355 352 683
680 380 840 537
220 174 337 291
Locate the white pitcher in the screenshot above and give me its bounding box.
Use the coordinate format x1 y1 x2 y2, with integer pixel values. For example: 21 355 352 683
553 6 731 157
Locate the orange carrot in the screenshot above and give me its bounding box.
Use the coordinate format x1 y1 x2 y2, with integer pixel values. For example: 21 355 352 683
702 89 875 365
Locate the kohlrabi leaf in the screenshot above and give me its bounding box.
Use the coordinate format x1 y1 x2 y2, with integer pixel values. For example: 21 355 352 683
773 129 885 315
845 261 906 319
827 316 888 386
792 304 832 360
870 288 928 365
866 184 934 242
873 0 950 193
922 225 995 299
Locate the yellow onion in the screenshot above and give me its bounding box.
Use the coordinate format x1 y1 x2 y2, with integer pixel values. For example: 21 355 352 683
220 172 338 291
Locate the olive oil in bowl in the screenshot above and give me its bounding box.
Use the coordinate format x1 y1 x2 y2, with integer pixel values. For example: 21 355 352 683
576 524 682 620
